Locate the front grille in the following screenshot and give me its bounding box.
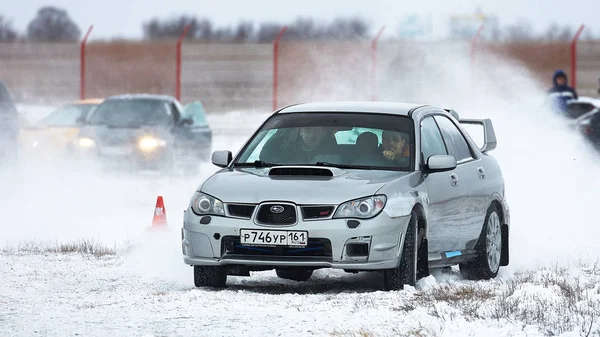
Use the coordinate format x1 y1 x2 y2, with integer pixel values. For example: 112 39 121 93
227 204 255 218
256 203 297 225
221 236 332 260
301 206 335 220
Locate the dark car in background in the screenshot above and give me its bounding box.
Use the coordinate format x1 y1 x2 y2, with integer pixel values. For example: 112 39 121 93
74 94 212 175
565 98 600 152
0 81 19 168
578 103 600 151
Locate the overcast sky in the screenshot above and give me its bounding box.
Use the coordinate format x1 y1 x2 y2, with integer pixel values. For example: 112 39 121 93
4 0 600 40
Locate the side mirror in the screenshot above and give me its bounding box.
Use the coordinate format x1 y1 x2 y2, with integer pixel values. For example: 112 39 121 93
211 150 232 168
424 154 457 173
179 117 194 126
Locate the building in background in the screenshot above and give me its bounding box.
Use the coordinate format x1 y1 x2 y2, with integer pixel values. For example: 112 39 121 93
448 11 500 41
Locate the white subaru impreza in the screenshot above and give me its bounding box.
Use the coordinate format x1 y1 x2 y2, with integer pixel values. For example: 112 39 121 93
181 101 510 290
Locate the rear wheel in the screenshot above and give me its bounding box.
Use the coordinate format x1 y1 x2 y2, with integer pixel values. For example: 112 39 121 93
194 266 227 288
459 206 502 280
275 268 313 282
383 210 418 290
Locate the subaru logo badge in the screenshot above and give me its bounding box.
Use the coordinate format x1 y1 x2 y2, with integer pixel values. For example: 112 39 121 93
270 205 284 214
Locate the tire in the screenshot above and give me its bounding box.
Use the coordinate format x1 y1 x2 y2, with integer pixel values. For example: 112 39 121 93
275 268 313 282
194 266 227 288
459 205 502 280
383 210 418 291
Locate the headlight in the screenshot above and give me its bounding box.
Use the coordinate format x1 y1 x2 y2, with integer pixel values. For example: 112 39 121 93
333 195 387 219
191 192 224 216
138 136 166 152
78 137 96 148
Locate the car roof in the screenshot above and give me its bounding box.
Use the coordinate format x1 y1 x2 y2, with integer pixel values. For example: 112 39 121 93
277 101 429 116
105 93 177 102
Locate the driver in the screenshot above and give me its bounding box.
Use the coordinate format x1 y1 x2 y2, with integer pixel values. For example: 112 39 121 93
292 126 336 162
260 126 337 164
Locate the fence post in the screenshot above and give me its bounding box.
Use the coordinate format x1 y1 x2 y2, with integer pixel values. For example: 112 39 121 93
272 27 287 111
176 25 191 102
570 24 585 90
371 26 386 101
80 25 94 100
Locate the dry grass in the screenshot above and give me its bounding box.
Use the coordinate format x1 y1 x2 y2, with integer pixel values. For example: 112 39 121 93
1 238 131 258
415 283 495 303
376 263 600 335
329 328 376 337
488 267 600 336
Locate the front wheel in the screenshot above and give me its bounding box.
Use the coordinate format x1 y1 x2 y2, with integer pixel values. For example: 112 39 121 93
194 266 227 288
383 210 418 291
459 206 502 280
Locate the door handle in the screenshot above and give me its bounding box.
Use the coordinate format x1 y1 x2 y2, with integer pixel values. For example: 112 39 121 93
477 166 486 179
449 172 459 187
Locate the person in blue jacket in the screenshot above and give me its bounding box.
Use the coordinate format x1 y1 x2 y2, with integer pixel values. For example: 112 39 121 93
547 69 578 115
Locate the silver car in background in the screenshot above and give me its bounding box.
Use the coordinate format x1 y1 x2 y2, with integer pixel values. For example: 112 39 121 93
181 101 510 290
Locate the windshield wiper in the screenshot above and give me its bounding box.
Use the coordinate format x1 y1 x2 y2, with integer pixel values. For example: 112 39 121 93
233 160 277 168
315 162 357 169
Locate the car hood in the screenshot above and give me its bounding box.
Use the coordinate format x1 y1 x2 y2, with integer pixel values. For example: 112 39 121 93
200 166 410 204
19 127 81 150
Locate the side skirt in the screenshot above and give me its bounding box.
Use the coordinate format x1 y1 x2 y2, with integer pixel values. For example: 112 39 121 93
428 249 479 269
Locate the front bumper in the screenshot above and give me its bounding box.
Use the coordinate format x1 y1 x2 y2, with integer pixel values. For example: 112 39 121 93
182 206 411 271
76 145 170 169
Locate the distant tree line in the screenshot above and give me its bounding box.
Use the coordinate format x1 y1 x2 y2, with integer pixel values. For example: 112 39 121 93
0 6 80 42
142 15 371 42
0 6 595 43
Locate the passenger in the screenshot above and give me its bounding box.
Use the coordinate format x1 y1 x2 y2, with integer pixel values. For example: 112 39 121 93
381 130 410 166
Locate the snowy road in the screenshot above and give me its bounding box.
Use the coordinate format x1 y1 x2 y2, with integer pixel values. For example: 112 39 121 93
3 95 600 336
2 249 600 336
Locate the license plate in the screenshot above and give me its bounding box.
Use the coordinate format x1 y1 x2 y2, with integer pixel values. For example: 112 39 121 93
240 229 308 247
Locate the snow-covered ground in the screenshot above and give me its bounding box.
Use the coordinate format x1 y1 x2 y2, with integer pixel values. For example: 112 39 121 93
3 69 600 335
2 250 600 337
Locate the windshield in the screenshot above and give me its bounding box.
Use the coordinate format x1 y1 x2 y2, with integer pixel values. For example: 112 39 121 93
87 99 173 126
38 104 97 126
234 112 415 171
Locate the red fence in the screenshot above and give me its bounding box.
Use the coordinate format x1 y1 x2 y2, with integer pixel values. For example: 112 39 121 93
1 37 599 112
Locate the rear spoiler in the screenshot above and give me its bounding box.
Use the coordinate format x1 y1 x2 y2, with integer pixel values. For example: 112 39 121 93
444 108 497 153
459 118 497 153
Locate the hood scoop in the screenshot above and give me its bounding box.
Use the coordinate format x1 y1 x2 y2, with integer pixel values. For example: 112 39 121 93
268 166 334 177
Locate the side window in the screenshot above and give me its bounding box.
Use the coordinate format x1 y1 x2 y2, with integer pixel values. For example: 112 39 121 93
433 115 474 162
420 116 447 161
182 101 208 125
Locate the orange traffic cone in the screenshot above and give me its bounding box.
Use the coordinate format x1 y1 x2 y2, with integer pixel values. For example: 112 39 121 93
149 196 168 231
